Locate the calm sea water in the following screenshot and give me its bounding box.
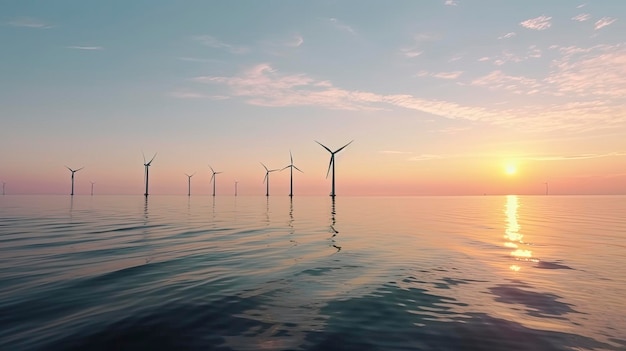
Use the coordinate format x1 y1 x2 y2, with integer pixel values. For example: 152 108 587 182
0 195 625 351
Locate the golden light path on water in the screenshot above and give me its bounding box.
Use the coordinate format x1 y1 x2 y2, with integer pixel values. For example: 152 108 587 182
504 195 536 272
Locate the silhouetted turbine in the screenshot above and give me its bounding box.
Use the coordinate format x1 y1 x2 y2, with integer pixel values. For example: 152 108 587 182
65 166 84 196
185 173 195 196
209 165 222 196
2 181 5 195
90 181 95 196
315 140 353 197
261 162 280 197
234 180 238 196
143 153 157 197
544 182 549 195
282 150 303 197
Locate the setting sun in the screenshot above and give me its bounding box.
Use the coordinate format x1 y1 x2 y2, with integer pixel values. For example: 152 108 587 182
505 164 517 175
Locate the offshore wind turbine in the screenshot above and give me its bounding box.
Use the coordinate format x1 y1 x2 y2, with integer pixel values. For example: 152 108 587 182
2 181 5 195
185 173 195 196
261 162 280 197
90 181 95 196
282 151 303 197
143 153 157 197
315 140 353 197
209 165 222 196
544 182 549 195
65 166 84 196
234 180 238 196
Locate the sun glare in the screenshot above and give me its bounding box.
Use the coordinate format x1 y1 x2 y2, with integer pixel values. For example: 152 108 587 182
505 164 517 175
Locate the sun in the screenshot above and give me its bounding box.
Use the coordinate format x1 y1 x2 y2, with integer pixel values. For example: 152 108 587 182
505 164 517 175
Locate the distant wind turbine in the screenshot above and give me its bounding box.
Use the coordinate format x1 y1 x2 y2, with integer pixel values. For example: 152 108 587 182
2 181 5 195
234 180 238 196
90 181 95 196
261 162 280 197
282 151 303 197
143 153 157 196
65 166 84 196
544 182 549 195
209 165 222 196
315 140 353 197
185 173 195 196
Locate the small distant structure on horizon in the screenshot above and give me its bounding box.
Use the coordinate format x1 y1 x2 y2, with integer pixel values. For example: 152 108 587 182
261 162 280 197
65 166 84 196
544 182 549 195
282 150 303 197
209 165 222 197
316 140 353 197
185 173 195 196
90 181 95 196
234 180 238 196
2 181 5 195
143 152 157 197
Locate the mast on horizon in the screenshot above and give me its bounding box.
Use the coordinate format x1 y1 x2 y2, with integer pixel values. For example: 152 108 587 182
261 162 280 197
65 166 84 196
143 153 157 197
282 150 303 197
315 140 353 197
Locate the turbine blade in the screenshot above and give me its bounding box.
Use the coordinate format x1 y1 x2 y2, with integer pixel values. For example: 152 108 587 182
281 165 290 171
147 153 157 165
333 140 354 154
326 156 333 178
142 152 146 164
210 173 215 182
76 167 84 172
315 140 332 153
263 173 268 183
216 172 223 175
260 162 269 171
290 150 293 164
209 165 215 173
65 165 72 171
293 165 303 173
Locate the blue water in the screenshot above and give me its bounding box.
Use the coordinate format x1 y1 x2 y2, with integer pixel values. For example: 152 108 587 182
1 195 625 350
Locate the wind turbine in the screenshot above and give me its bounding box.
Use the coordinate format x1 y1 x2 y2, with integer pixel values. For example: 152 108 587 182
544 182 549 195
234 180 238 196
282 150 303 197
261 162 280 197
90 181 95 196
143 153 157 197
185 173 195 196
209 165 222 196
2 181 5 195
65 166 84 196
315 140 353 197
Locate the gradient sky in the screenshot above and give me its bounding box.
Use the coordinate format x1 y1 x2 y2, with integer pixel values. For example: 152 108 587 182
1 1 625 196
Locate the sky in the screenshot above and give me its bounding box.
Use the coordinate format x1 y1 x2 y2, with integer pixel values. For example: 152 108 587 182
1 0 625 196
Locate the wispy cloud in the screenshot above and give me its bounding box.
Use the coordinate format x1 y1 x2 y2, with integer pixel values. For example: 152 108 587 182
595 17 617 30
418 70 463 80
5 17 53 29
66 46 103 51
520 152 626 161
169 91 230 100
498 32 516 40
409 154 444 161
285 34 304 48
444 0 458 6
520 15 552 30
327 18 356 35
572 13 591 22
193 35 249 54
400 33 437 59
379 150 413 155
186 62 626 132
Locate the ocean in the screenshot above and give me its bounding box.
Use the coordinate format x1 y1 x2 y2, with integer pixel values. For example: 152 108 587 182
1 195 625 350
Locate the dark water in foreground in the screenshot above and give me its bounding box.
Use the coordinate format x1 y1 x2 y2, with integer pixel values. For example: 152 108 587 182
1 195 625 351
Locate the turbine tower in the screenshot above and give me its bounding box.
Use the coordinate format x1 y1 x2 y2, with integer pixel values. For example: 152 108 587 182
261 162 280 197
2 181 5 195
143 153 157 197
90 181 95 196
65 166 84 196
234 180 238 196
282 151 303 197
209 165 222 196
185 173 195 196
544 182 549 195
315 140 353 197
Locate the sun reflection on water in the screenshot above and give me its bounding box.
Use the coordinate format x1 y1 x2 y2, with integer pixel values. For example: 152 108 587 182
504 195 536 271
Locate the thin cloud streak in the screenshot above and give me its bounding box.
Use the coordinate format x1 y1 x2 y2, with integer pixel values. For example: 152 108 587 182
66 46 103 51
379 150 413 155
520 15 552 30
498 32 516 39
5 17 54 29
594 17 616 30
572 14 591 22
327 18 356 35
193 35 249 54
